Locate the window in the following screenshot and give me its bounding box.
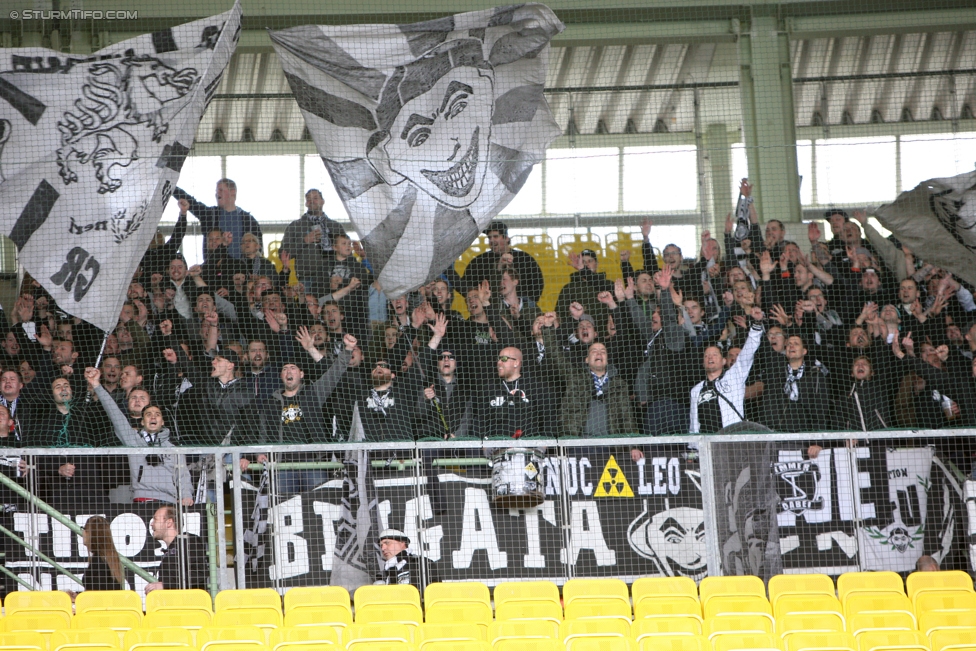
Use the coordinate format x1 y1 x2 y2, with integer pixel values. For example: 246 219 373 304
545 147 618 214
623 145 697 212
816 136 896 204
226 155 301 221
304 155 350 222
500 166 542 215
901 132 976 190
162 156 222 223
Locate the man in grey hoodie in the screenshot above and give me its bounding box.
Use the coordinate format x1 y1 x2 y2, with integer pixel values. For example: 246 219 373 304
85 367 193 506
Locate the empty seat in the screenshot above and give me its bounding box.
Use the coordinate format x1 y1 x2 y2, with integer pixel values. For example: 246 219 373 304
704 595 774 625
769 575 836 609
848 612 916 636
560 618 630 650
417 642 489 651
3 612 72 633
424 583 490 611
344 624 414 651
424 603 492 628
354 587 422 626
778 613 845 642
916 592 976 615
774 595 845 629
51 629 121 651
563 579 630 606
493 639 561 651
632 577 699 612
856 631 930 651
142 611 213 632
283 609 352 630
567 639 636 651
488 620 559 645
838 573 905 603
5 591 74 619
494 601 562 624
844 595 917 627
907 572 974 606
195 626 266 651
0 631 46 651
269 625 339 649
919 611 976 637
493 582 560 608
929 628 976 651
213 610 283 631
216 590 282 613
634 599 702 623
705 615 774 641
272 644 335 651
129 646 195 651
712 634 782 651
418 623 485 646
75 592 144 618
637 635 708 651
699 577 766 606
788 632 857 651
564 600 631 623
632 617 702 640
72 612 142 632
123 627 194 651
146 590 214 616
283 587 350 616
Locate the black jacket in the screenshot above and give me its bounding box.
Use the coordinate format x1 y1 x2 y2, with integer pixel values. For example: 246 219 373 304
447 248 544 304
474 374 555 440
156 533 208 590
375 550 434 593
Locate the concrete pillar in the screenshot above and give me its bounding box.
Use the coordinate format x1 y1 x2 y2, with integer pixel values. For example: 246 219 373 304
738 13 802 223
706 123 733 237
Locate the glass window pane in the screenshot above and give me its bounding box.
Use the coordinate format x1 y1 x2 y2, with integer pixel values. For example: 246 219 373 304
901 133 976 190
797 140 812 205
500 166 542 215
546 147 618 214
226 155 300 222
816 136 896 204
162 156 222 223
647 225 698 261
623 145 697 212
304 155 350 223
731 143 748 198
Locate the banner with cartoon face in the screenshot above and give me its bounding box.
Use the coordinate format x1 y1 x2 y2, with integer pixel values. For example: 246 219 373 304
0 3 240 331
269 5 563 297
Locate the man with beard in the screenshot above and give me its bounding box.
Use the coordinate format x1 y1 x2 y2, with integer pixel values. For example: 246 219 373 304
474 346 554 440
416 315 472 440
174 179 262 261
144 505 208 593
281 188 347 297
324 341 367 441
446 221 544 304
357 353 423 442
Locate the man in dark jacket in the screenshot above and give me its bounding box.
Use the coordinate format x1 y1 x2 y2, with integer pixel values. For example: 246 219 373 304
280 189 347 296
762 334 831 432
145 505 207 593
474 346 554 440
446 221 544 304
174 180 261 261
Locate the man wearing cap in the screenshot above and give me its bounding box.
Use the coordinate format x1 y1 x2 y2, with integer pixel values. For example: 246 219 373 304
446 221 544 304
374 529 433 590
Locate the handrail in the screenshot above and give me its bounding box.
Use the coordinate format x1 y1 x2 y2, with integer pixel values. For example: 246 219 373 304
0 521 84 586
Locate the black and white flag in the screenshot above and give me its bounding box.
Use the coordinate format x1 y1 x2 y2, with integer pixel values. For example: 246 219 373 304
270 4 563 297
874 169 976 289
0 2 241 331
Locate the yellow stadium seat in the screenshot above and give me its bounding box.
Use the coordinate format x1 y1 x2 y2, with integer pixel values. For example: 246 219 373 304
269 626 339 649
146 590 213 616
494 601 562 624
907 573 974 606
128 646 193 651
637 635 708 651
213 611 283 631
353 587 422 626
713 634 782 651
417 642 489 651
769 575 836 608
567 639 637 651
284 609 352 630
417 624 485 646
916 593 976 615
920 612 976 637
774 596 846 629
423 603 492 628
778 614 845 643
632 617 701 640
272 644 335 651
5 591 74 619
849 612 916 637
75 592 144 618
705 615 774 641
3 612 72 633
52 645 118 651
560 618 631 650
0 631 47 651
284 588 350 616
563 579 631 622
564 600 631 623
787 632 858 651
493 639 561 651
844 595 917 627
424 583 490 612
344 624 415 645
494 582 561 608
856 631 930 651
632 577 699 612
634 599 702 623
51 629 121 651
704 595 775 626
123 627 194 651
838 574 905 603
929 629 976 651
72 612 142 632
216 590 282 613
142 611 213 632
195 626 266 651
488 620 559 645
700 577 767 606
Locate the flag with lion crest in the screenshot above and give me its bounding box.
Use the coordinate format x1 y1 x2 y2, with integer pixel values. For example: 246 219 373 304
0 2 240 331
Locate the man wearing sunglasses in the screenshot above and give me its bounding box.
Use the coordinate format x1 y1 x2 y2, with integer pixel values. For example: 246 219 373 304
475 346 554 439
357 354 423 442
417 316 473 441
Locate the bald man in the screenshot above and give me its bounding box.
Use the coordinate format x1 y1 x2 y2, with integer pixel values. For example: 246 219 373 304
475 346 554 439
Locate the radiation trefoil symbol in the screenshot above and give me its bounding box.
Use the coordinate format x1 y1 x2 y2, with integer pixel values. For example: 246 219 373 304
594 455 634 498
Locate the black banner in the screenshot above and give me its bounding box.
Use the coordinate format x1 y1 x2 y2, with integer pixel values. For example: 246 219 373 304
242 444 704 587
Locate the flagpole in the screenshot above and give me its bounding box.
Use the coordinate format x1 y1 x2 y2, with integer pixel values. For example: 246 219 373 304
94 330 109 369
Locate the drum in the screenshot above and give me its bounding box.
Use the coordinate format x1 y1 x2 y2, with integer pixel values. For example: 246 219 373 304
490 448 544 509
